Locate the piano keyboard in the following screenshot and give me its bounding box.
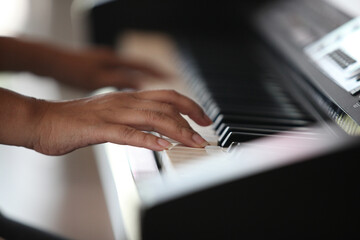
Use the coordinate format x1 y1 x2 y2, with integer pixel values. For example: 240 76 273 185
157 115 225 172
89 1 360 239
92 32 338 239
116 31 326 175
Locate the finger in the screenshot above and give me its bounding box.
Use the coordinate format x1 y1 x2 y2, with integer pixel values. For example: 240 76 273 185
104 55 170 78
124 98 192 128
110 108 208 148
135 90 212 126
97 71 141 89
120 60 169 78
100 124 172 151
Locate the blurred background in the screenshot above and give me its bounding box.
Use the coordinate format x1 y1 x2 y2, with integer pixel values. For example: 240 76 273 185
0 1 114 240
0 0 359 240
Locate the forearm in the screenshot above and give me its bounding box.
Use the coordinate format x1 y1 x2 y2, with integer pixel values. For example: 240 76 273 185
0 87 44 149
0 36 66 78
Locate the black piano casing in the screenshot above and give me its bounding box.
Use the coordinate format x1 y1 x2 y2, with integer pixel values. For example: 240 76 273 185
88 0 269 47
141 141 360 239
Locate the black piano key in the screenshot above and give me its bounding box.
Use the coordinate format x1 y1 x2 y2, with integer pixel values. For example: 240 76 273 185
220 130 317 147
220 132 266 147
214 114 312 130
205 84 298 107
216 122 312 137
206 90 302 109
210 94 282 107
219 126 282 143
218 125 317 146
216 123 230 136
219 128 268 146
210 104 310 121
180 37 317 148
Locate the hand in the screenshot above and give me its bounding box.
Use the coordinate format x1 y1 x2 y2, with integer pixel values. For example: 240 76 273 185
0 37 167 90
30 90 212 155
52 47 168 90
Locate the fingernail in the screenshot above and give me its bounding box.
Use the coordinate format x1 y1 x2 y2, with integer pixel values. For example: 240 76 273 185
192 133 209 147
157 138 172 150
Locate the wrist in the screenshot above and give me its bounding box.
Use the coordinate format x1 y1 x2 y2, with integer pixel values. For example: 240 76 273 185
0 88 49 151
25 97 51 151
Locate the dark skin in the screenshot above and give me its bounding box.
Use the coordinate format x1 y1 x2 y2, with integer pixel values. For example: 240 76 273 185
0 37 211 155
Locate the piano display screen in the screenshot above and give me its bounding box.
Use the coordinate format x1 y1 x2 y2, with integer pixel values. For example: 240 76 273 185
305 16 360 95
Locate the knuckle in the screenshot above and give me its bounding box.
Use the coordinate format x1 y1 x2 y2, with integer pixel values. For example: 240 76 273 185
180 116 191 128
133 132 149 145
177 124 191 138
142 133 156 145
130 131 156 148
120 127 138 140
160 103 177 114
144 110 166 123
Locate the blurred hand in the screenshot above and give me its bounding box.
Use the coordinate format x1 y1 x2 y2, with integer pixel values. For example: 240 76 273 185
30 90 212 155
0 37 168 90
52 47 168 90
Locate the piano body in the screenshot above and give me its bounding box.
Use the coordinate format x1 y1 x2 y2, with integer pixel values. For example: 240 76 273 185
87 0 360 239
